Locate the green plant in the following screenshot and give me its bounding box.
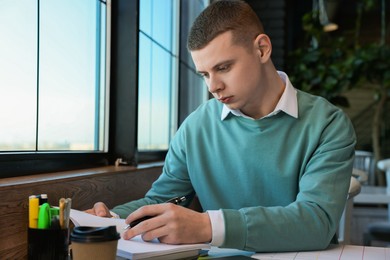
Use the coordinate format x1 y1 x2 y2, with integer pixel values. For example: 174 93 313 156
287 11 358 107
352 44 390 87
288 1 389 185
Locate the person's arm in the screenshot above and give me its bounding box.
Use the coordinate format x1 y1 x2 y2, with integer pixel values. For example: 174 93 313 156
111 120 197 218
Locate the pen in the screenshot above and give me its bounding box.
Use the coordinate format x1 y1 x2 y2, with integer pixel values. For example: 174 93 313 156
165 196 187 205
123 196 187 230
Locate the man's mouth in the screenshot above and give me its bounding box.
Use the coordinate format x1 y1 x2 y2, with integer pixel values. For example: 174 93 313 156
218 96 232 103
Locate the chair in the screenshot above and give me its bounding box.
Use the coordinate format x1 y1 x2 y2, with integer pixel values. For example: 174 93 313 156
353 150 376 185
338 176 361 244
337 150 371 244
363 159 390 246
378 159 390 188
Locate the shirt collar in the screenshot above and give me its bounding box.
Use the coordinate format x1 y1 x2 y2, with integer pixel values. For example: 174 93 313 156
221 71 298 120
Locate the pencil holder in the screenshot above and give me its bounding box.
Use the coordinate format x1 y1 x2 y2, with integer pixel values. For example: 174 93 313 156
27 228 69 260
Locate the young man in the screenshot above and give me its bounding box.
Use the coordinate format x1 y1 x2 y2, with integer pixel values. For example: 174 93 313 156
87 0 356 252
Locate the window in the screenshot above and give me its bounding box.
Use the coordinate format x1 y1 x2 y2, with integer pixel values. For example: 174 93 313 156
138 0 209 152
0 0 208 177
0 0 109 152
0 0 109 177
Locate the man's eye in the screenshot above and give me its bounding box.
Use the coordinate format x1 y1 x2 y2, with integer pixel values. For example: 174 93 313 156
218 65 229 71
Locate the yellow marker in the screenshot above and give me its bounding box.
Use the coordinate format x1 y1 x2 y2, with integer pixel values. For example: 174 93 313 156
29 195 39 228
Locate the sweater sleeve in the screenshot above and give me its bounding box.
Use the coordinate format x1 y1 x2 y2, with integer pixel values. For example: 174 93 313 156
221 109 356 252
111 125 195 219
111 197 158 219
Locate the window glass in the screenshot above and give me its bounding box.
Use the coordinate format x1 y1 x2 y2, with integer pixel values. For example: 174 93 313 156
0 0 37 151
0 0 108 152
138 0 178 150
139 0 175 53
179 0 209 124
39 0 106 151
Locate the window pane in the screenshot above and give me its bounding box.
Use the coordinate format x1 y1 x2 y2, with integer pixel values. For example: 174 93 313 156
38 0 105 151
139 0 175 55
138 0 178 150
0 0 37 151
179 0 209 124
138 34 172 150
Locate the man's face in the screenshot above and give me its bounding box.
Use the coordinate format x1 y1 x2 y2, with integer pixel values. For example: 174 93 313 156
190 31 265 117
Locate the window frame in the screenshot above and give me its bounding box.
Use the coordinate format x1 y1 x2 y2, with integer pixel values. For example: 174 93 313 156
0 0 115 177
0 0 208 178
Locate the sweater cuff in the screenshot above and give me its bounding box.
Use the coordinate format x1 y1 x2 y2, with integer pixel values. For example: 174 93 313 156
207 210 225 246
221 209 247 249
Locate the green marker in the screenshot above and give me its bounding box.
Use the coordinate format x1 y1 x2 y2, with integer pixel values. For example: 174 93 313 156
37 203 51 229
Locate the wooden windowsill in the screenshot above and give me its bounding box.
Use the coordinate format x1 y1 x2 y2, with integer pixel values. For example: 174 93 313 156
0 161 164 188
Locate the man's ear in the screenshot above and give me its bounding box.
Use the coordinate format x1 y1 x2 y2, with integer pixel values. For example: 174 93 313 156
254 34 272 62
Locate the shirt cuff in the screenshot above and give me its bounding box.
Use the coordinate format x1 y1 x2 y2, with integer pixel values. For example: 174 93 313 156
207 209 225 246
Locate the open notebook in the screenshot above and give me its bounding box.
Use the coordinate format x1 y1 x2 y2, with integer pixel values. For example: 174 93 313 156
70 209 210 259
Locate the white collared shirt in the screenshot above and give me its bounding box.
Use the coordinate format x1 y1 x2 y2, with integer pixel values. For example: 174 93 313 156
220 71 298 121
207 71 298 246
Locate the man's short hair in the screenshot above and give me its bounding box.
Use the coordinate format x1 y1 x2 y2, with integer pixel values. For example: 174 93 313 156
187 0 264 51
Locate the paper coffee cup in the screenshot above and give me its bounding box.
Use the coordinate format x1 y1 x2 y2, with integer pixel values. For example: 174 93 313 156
70 226 120 260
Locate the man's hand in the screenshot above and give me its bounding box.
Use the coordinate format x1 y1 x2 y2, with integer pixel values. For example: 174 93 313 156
84 202 113 218
123 203 212 244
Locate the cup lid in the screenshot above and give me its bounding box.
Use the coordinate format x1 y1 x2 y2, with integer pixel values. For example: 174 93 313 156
70 226 120 243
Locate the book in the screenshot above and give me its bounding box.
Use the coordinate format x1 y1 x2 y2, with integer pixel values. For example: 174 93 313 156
70 209 210 259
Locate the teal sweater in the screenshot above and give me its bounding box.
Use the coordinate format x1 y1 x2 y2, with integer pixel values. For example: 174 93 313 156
113 90 356 252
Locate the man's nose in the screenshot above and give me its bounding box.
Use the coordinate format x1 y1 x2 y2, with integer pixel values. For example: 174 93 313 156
208 76 224 93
